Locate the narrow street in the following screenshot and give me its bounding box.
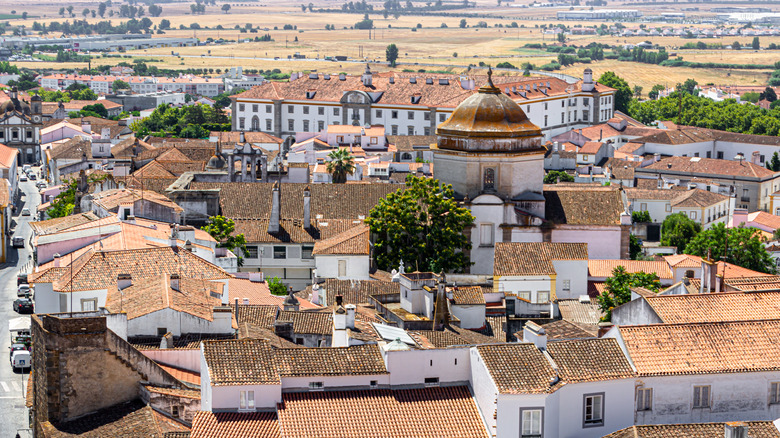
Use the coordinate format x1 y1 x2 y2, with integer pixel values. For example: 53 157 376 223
0 170 40 438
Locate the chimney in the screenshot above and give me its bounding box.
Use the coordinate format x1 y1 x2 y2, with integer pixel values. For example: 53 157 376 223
101 127 111 140
268 181 280 234
243 297 249 305
184 240 193 252
432 275 450 330
345 304 356 329
283 287 299 311
333 305 347 330
170 273 180 291
597 321 614 338
82 121 92 134
53 253 61 268
125 215 136 224
240 131 246 143
523 321 547 350
160 332 174 349
117 273 132 290
724 422 748 438
654 153 661 162
303 185 311 230
751 151 761 165
335 294 343 307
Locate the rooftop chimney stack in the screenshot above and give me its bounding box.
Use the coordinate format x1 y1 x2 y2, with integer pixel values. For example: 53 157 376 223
82 122 92 135
268 181 281 234
303 185 312 230
239 131 246 143
523 321 548 350
724 422 748 438
53 253 61 268
345 304 356 329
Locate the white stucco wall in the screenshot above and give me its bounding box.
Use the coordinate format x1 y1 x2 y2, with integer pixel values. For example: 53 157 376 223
386 348 471 386
450 304 485 329
141 348 202 373
551 259 588 300
281 374 390 391
552 226 623 259
314 254 370 280
211 384 282 411
127 308 233 337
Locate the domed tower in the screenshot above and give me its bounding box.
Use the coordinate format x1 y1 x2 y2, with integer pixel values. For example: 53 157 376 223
434 68 545 201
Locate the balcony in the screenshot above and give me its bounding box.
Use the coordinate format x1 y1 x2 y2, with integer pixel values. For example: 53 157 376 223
740 197 751 203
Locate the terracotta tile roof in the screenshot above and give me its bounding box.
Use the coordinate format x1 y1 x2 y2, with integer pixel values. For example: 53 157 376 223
588 259 673 279
619 320 780 376
664 253 701 268
476 343 559 393
543 185 626 225
189 182 399 220
203 338 280 385
557 299 603 325
386 135 436 151
721 276 780 292
121 175 179 194
411 325 497 348
132 334 234 353
546 338 634 383
277 310 332 335
0 142 18 168
476 315 507 342
312 224 369 255
638 125 780 147
494 242 588 276
105 274 225 321
276 386 488 438
210 131 283 144
48 137 93 160
143 385 201 399
276 344 387 377
111 137 155 158
717 261 774 280
238 323 306 349
450 285 486 305
748 211 780 230
234 304 279 327
579 141 603 155
46 246 230 292
89 188 183 213
603 422 780 438
645 291 780 323
138 143 214 162
297 279 399 306
541 319 598 339
134 160 177 178
39 399 188 437
191 411 279 438
229 279 318 309
671 189 729 208
641 156 776 179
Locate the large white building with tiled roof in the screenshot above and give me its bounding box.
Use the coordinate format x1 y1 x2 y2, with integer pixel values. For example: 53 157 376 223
230 66 614 140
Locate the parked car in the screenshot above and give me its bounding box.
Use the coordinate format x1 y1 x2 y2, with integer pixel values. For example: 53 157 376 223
19 175 27 182
21 208 30 216
29 174 36 181
12 237 24 248
13 298 33 314
10 347 30 371
17 273 27 285
36 181 46 189
16 285 30 297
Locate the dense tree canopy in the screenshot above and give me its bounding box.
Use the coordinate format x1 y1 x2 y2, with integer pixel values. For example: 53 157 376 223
130 103 229 138
685 223 776 274
366 175 474 273
201 215 249 267
543 170 574 184
386 43 398 67
597 71 632 114
598 266 661 321
660 212 701 254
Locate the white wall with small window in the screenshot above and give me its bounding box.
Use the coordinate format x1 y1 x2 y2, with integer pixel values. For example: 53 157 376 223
208 383 282 411
281 374 390 391
495 275 554 305
550 259 588 300
314 254 370 281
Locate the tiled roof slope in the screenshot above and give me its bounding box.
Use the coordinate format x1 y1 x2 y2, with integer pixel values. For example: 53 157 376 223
30 212 100 235
546 338 634 383
297 278 400 306
234 218 361 244
276 386 488 438
476 343 558 394
190 411 279 438
450 285 486 305
412 325 496 348
588 260 673 279
541 319 598 339
277 310 332 335
105 275 224 321
189 182 398 219
543 185 625 225
645 291 780 324
619 320 780 376
558 299 603 325
603 422 780 438
203 339 280 386
494 242 588 276
312 224 370 255
275 344 387 377
636 125 780 147
625 188 728 207
642 156 776 179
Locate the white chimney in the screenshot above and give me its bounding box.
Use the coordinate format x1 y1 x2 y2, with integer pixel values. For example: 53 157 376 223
53 253 61 268
333 306 347 330
345 304 356 329
724 422 748 438
268 182 281 233
82 121 92 134
242 297 250 305
523 321 547 350
101 127 111 140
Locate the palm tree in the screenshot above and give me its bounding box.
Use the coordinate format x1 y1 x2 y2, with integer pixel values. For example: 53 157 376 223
326 149 355 183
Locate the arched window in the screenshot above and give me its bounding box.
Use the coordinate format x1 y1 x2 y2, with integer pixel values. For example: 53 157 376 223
483 168 495 191
251 116 260 131
401 152 412 161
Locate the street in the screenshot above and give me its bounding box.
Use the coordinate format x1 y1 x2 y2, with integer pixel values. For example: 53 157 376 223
0 171 40 438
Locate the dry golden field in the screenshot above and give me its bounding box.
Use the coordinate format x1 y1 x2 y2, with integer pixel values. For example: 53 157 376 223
3 0 780 92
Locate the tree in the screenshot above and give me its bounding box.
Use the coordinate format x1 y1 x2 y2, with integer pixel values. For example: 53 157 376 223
680 78 698 95
326 148 355 183
59 7 65 16
221 4 231 13
752 36 760 50
22 12 27 20
366 175 474 273
82 8 90 18
661 212 701 254
685 223 776 274
733 41 741 50
629 234 642 260
631 211 651 223
98 2 106 17
148 5 163 16
385 43 399 67
597 266 660 321
633 85 643 99
597 71 631 113
648 84 664 100
543 170 574 184
459 18 467 28
760 87 777 102
67 5 74 17
159 19 171 29
768 152 780 172
79 103 108 118
267 277 287 296
201 215 249 266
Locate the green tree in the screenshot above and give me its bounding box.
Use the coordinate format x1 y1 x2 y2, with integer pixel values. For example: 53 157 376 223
459 18 467 28
543 170 574 184
648 84 664 100
267 276 287 296
385 43 399 67
79 103 108 118
680 78 698 95
201 215 249 266
366 175 474 273
733 41 741 50
760 87 777 102
752 36 760 50
98 2 106 17
661 212 701 253
597 266 661 321
685 223 776 274
67 5 74 17
767 152 780 172
629 234 642 260
326 148 356 183
221 4 231 13
597 71 632 113
631 211 651 223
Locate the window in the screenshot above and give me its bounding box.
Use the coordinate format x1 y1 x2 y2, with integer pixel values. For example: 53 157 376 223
407 111 414 120
640 203 647 211
246 246 259 259
252 104 258 112
706 151 711 158
171 406 180 418
407 126 414 135
26 130 32 139
288 120 294 131
239 104 245 111
439 114 446 122
157 327 168 336
717 151 724 159
562 280 570 290
424 377 439 387
544 115 548 127
761 155 766 163
484 168 496 190
544 103 548 110
637 388 652 411
424 112 430 121
771 383 780 404
685 270 695 278
80 299 97 312
273 246 286 259
690 211 697 220
694 152 699 157
693 385 710 408
302 245 314 259
561 113 564 124
309 381 324 390
251 116 260 131
303 106 309 115
334 107 340 116
518 291 531 301
583 393 604 427
288 106 294 114
391 110 398 119
318 121 324 131
520 408 543 438
391 125 398 135
266 105 272 113
665 204 672 212
239 118 245 129
266 119 272 131
239 390 255 410
536 291 550 304
424 127 431 136
370 380 378 388
562 100 565 108
338 260 347 277
318 107 324 115
479 224 494 247
303 120 309 131
376 109 383 118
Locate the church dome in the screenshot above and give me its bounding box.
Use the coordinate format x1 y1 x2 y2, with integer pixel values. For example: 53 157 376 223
436 69 542 153
206 153 226 170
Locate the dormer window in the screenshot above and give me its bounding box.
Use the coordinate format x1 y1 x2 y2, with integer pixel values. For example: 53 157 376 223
483 168 495 191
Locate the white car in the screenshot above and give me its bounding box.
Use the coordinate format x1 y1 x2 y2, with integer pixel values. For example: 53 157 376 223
21 208 30 216
19 175 27 182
